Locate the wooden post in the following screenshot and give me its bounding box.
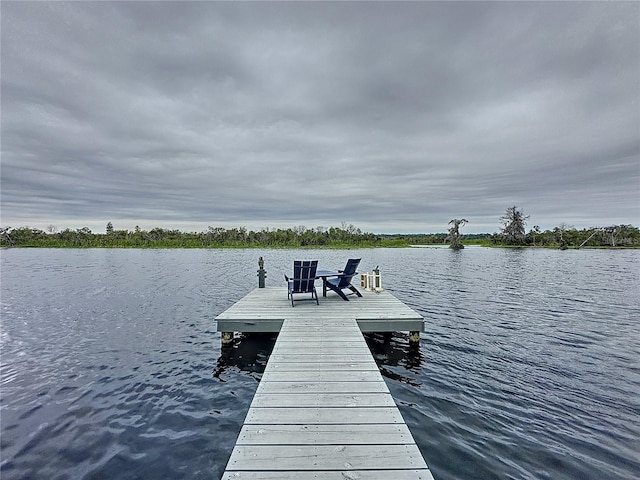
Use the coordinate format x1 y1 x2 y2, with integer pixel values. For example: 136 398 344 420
409 331 420 344
221 331 234 346
258 256 266 288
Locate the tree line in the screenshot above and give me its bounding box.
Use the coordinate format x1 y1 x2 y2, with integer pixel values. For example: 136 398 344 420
0 223 383 248
382 226 640 248
1 211 638 249
490 206 639 248
433 206 640 248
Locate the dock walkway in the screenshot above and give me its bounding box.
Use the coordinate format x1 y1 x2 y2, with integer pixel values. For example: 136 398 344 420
218 287 433 479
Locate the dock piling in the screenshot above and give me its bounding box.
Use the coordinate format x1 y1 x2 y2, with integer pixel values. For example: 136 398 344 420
221 331 234 346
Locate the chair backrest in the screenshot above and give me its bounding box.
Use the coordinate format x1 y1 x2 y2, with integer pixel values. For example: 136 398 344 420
337 258 361 288
291 260 318 293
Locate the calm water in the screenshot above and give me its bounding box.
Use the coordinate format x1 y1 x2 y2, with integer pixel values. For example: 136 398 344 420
1 247 639 480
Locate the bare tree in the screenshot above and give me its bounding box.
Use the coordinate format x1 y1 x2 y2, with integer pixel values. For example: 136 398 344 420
447 219 468 249
554 222 573 249
603 226 619 247
500 206 529 245
1 227 15 246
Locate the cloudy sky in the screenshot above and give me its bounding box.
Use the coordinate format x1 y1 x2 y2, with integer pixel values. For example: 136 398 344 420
2 2 638 234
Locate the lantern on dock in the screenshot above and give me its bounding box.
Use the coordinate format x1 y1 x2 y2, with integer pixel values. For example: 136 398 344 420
372 266 382 292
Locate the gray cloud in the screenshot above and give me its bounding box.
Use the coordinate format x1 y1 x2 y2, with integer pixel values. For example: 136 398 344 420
1 1 638 234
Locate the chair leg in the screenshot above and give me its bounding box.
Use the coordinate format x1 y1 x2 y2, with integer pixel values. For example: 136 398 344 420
348 285 363 297
326 283 349 301
336 289 350 301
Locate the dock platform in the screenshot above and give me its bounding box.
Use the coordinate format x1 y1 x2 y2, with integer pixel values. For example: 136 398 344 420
217 287 432 479
216 287 425 337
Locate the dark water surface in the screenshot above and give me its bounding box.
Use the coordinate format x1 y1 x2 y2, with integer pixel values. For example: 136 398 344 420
1 248 639 479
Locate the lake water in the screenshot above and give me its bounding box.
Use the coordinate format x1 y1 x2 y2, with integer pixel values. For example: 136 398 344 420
1 247 639 480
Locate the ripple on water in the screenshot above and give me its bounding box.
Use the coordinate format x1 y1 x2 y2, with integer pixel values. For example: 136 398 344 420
1 248 639 480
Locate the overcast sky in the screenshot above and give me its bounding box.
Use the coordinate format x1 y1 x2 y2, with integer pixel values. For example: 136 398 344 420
2 2 639 234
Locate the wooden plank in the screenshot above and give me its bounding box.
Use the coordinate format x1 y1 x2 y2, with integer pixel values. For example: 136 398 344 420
272 340 368 347
276 336 368 341
267 354 375 363
235 422 414 444
225 444 428 471
280 324 359 330
249 393 396 408
244 407 405 425
269 349 373 357
276 333 364 340
271 344 371 354
256 381 389 394
222 470 435 480
264 362 379 372
261 370 382 383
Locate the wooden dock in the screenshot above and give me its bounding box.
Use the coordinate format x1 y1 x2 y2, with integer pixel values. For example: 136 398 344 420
216 287 425 338
217 287 433 479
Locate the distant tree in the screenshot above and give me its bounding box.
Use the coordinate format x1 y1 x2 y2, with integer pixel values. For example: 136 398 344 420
106 222 114 235
0 227 15 246
603 225 620 247
554 223 574 249
500 206 529 245
528 225 541 246
46 224 58 234
447 219 468 249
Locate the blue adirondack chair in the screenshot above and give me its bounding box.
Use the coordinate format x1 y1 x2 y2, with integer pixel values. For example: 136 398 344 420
284 260 319 307
324 258 362 301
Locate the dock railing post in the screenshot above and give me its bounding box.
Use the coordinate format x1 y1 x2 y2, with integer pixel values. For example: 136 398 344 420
257 256 266 288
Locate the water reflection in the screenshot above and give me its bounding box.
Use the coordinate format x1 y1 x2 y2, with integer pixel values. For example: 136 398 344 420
212 334 277 381
212 332 424 388
364 332 424 387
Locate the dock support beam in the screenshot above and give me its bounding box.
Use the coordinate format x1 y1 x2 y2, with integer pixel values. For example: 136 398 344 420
409 331 420 344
